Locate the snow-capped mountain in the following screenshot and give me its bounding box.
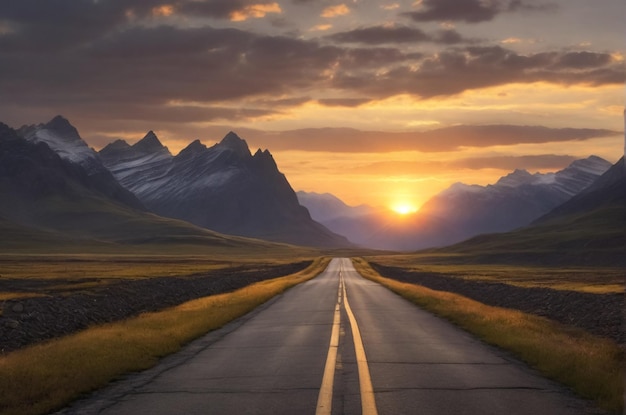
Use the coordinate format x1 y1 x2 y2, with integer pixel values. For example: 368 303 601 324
306 157 612 251
0 122 277 250
99 131 173 202
16 116 144 210
418 155 611 239
18 115 105 175
100 131 350 247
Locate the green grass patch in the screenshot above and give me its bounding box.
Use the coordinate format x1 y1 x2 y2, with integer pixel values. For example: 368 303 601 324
0 257 330 415
352 258 624 413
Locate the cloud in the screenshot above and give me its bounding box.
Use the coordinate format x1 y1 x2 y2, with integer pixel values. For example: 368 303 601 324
310 24 333 32
317 98 372 107
381 3 400 10
403 0 555 23
0 0 286 52
229 3 282 21
239 125 618 153
321 4 350 18
329 25 430 44
348 154 579 175
331 46 624 99
0 2 621 128
328 25 470 45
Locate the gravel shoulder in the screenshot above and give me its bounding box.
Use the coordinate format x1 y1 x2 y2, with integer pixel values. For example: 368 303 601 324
369 263 624 347
0 261 311 354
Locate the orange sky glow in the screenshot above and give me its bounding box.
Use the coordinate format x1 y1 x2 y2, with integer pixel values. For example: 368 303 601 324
1 0 624 211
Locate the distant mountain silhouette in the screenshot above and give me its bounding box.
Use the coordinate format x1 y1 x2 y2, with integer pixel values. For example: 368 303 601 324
298 157 611 251
438 157 626 266
100 131 350 248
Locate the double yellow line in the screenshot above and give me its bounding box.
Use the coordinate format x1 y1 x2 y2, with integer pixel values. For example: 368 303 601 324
316 262 378 415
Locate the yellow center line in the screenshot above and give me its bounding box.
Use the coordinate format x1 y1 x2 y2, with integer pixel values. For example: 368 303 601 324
315 268 343 415
342 268 379 415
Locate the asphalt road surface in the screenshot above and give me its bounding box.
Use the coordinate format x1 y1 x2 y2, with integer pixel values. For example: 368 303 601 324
58 258 606 415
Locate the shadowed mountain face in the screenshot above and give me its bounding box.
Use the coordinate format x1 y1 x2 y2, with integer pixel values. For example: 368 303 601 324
535 157 625 224
17 116 144 211
297 156 611 251
440 157 626 266
100 132 350 248
0 122 286 250
418 155 611 238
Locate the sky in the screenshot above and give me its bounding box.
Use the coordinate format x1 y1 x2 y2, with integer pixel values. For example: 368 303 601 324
0 0 624 210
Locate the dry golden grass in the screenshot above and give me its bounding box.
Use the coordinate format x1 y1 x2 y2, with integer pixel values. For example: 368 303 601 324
0 292 48 301
352 258 624 413
0 257 330 415
367 254 625 293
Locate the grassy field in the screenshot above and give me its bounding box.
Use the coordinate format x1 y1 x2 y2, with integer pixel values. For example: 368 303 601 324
352 258 624 413
366 253 625 294
0 257 330 415
0 251 321 299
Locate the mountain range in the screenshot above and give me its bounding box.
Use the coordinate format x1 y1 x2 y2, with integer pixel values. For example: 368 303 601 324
99 130 349 247
1 116 349 249
0 121 280 252
439 157 626 265
1 114 621 258
298 156 612 251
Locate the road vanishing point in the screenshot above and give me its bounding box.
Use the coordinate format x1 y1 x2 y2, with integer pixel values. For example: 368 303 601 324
58 258 605 415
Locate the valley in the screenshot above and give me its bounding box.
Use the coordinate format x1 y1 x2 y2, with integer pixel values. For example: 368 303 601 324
0 115 623 415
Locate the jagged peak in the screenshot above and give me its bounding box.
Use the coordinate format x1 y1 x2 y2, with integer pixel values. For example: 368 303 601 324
178 139 207 157
218 131 251 157
133 130 166 154
565 155 611 171
43 115 82 141
495 169 533 188
101 139 131 153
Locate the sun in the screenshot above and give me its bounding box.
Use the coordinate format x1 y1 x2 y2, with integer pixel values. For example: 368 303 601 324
391 203 418 215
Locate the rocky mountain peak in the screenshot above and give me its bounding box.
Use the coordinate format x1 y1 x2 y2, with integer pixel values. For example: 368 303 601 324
178 139 207 158
133 130 166 154
565 155 611 175
101 139 130 152
495 169 534 188
43 115 82 142
218 131 251 158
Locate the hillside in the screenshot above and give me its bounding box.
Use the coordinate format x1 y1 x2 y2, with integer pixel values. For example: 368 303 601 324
0 123 294 253
434 158 626 265
100 131 351 248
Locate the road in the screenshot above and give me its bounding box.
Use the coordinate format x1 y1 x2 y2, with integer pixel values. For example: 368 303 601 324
58 258 604 415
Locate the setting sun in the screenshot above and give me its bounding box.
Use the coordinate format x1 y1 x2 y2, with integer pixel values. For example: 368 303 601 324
391 203 418 215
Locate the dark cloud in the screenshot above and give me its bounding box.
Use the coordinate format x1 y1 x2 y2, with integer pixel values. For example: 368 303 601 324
0 25 340 108
347 154 578 175
331 46 623 99
554 51 614 69
0 0 280 52
403 0 555 23
240 125 618 153
0 1 620 128
328 25 469 45
329 25 431 44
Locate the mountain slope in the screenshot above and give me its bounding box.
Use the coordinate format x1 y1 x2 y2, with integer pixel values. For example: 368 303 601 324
437 157 626 265
418 156 611 239
100 132 350 248
300 157 611 251
0 123 288 252
296 191 375 223
17 116 145 210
